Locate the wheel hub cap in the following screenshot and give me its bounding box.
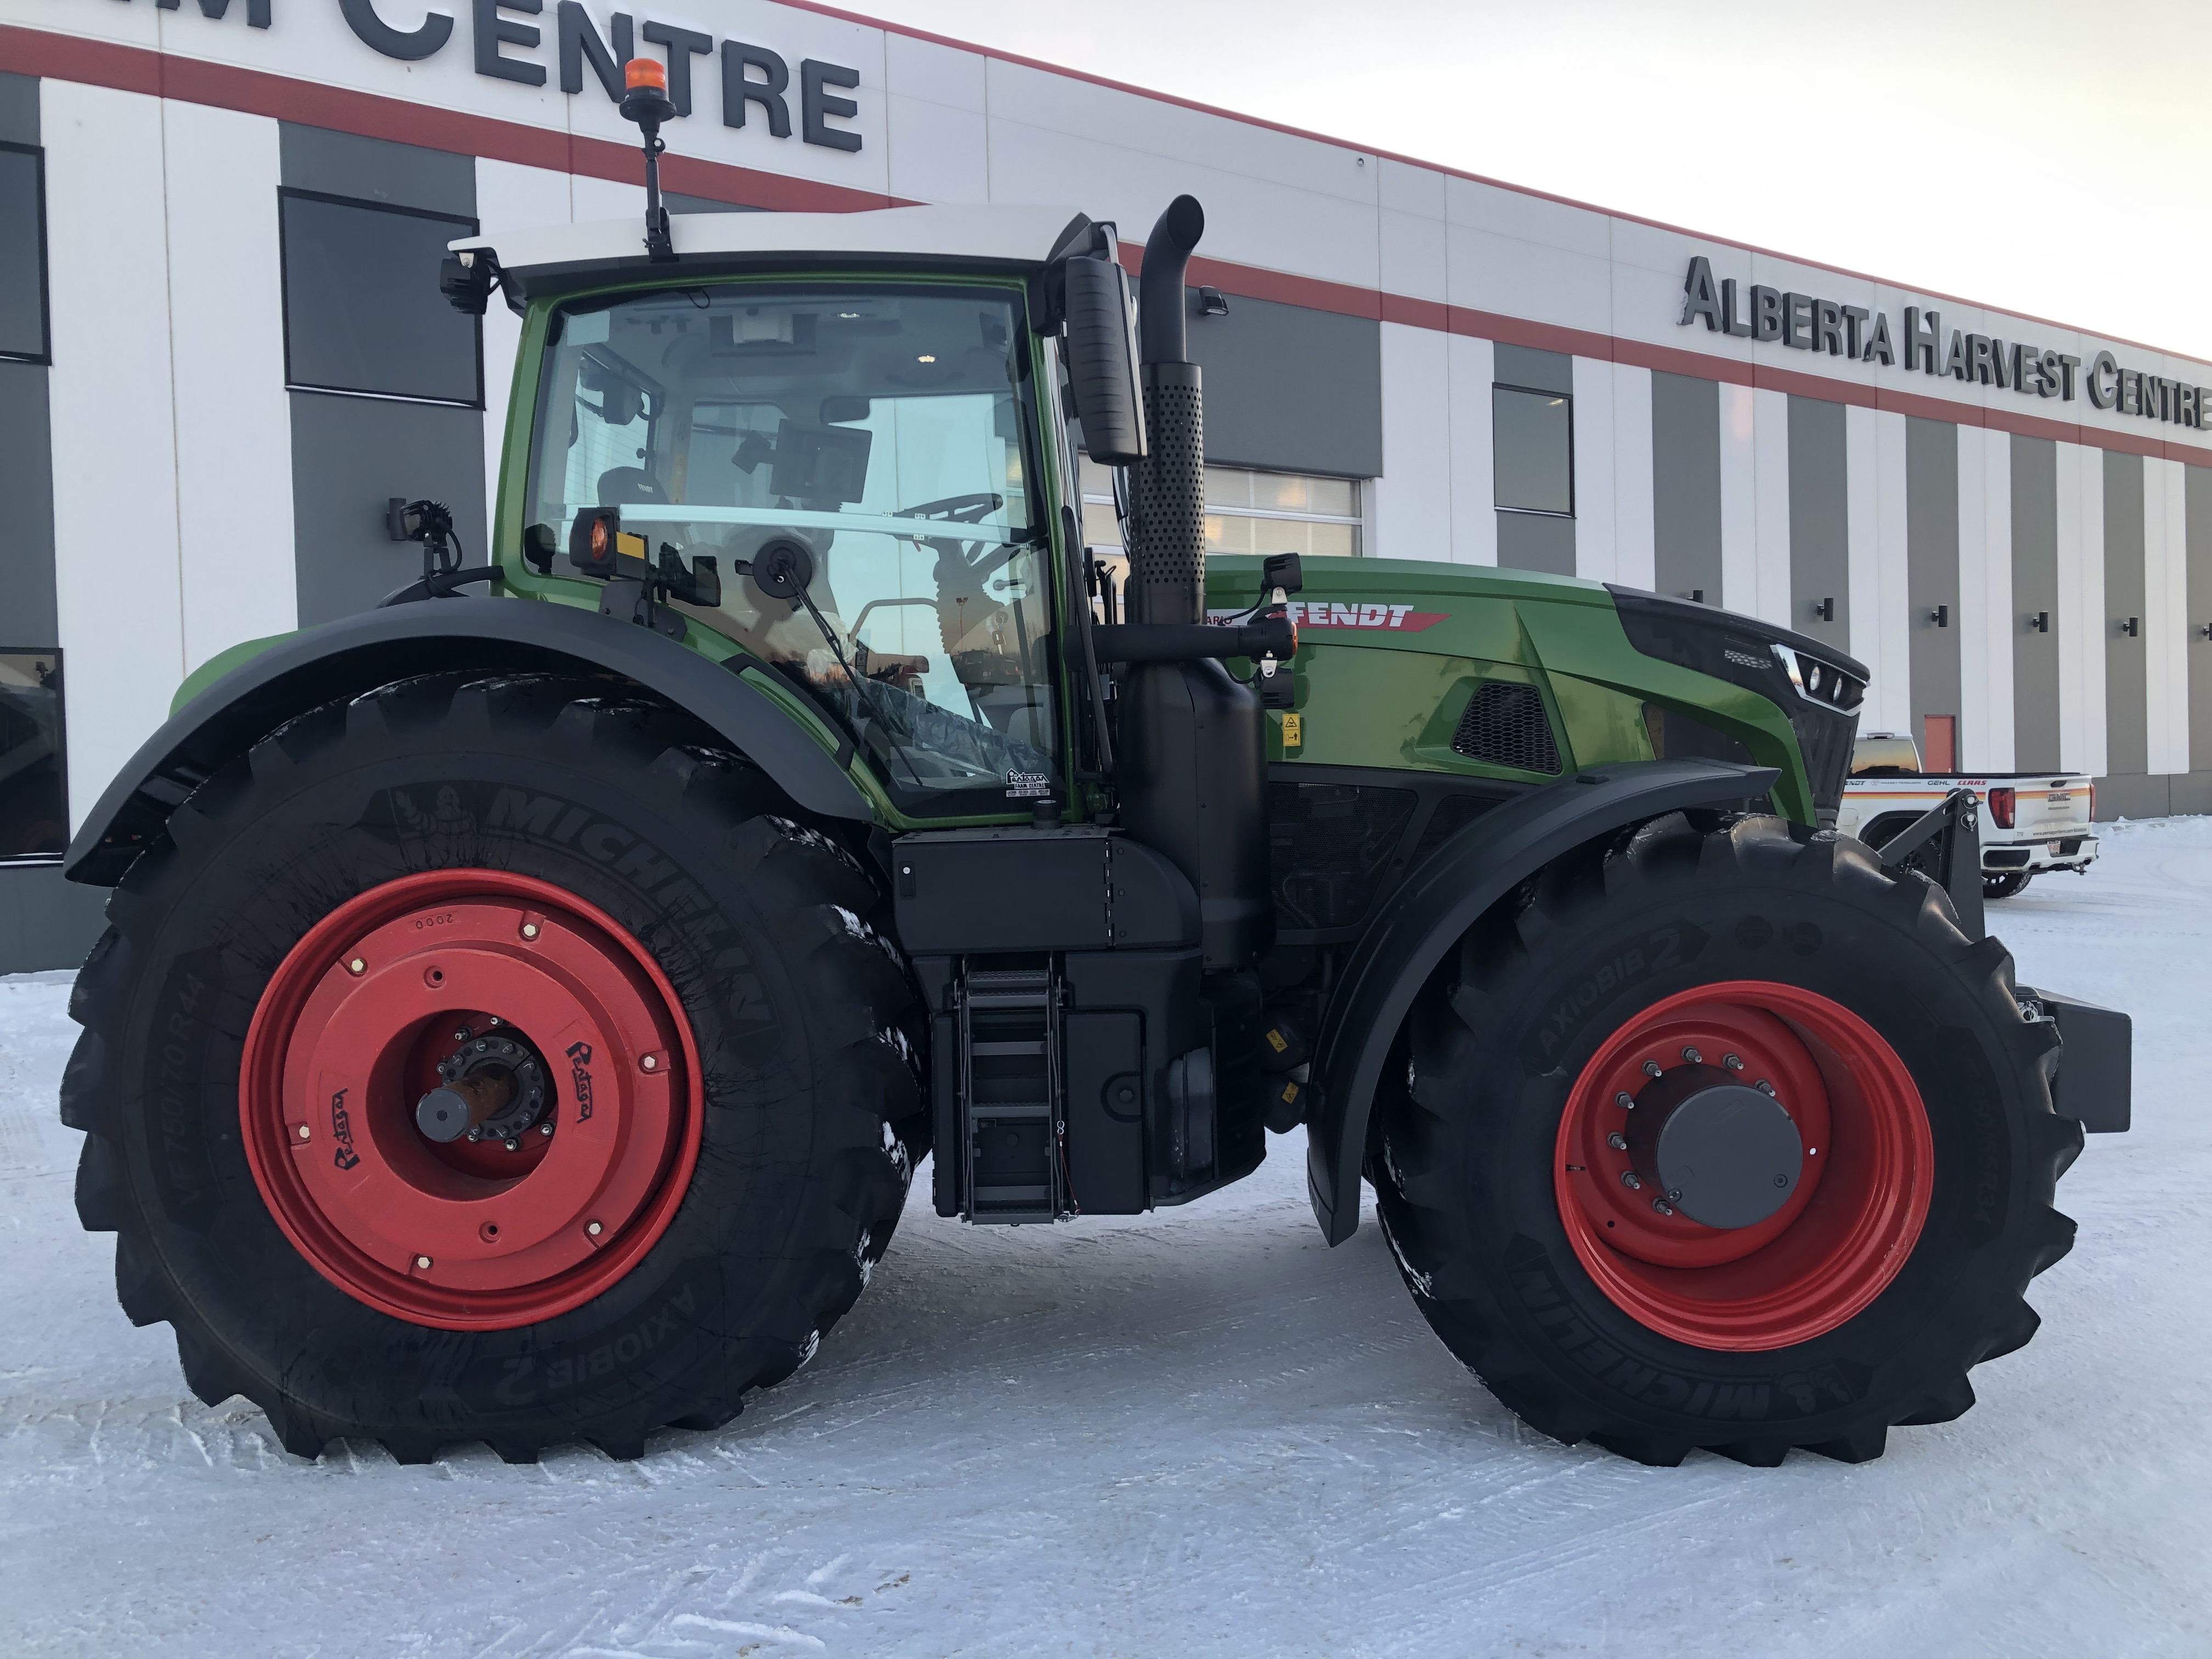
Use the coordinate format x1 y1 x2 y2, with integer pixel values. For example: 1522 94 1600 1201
1626 1065 1804 1230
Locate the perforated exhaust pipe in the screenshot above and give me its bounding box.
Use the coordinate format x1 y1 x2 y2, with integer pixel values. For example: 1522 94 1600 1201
1125 195 1206 625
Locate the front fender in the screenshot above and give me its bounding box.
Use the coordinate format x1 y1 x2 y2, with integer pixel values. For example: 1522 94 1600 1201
65 597 871 886
1306 758 1779 1245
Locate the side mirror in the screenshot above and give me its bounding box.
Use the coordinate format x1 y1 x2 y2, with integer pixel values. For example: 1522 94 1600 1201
1060 253 1147 465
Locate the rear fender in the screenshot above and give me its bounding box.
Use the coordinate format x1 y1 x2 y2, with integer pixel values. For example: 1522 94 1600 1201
1306 758 1780 1245
65 597 870 886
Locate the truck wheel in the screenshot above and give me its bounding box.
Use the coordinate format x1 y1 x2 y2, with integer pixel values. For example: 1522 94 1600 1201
1984 871 2032 900
1374 812 2081 1466
62 673 923 1463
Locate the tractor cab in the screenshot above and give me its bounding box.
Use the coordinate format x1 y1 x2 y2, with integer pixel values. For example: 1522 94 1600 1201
467 207 1103 820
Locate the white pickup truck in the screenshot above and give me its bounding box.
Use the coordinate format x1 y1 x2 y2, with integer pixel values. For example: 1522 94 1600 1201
1838 733 2099 900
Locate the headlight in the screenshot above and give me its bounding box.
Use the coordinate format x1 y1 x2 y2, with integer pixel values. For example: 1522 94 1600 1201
1607 588 1867 820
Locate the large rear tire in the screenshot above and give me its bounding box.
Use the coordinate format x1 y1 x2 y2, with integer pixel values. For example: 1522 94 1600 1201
1373 813 2083 1466
63 674 924 1462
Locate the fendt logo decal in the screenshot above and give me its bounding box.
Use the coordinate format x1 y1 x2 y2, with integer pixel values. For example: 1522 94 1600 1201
1209 602 1449 632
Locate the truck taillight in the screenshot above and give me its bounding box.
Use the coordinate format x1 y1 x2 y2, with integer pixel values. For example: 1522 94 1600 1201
1988 786 2015 829
2088 782 2095 822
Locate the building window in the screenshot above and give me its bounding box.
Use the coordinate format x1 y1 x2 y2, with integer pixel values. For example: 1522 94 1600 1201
0 650 66 862
1080 458 1363 556
1493 383 1573 516
279 189 481 406
0 142 49 365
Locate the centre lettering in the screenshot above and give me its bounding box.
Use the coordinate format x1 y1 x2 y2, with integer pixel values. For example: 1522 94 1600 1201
127 0 863 152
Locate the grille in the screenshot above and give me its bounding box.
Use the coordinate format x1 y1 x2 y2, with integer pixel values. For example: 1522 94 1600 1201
1786 706 1857 820
1452 682 1561 775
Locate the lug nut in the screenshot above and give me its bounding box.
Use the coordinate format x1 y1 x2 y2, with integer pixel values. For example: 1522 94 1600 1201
346 957 367 975
1620 1170 1643 1190
295 1123 312 1141
1652 1198 1676 1217
1723 1053 1745 1071
585 1219 603 1238
413 1254 433 1271
453 1026 472 1042
540 1122 554 1137
1614 1091 1635 1109
641 1053 658 1073
1681 1046 1702 1064
1756 1079 1777 1097
520 922 540 941
488 1015 503 1026
1642 1060 1663 1078
504 1138 520 1151
1607 1132 1628 1151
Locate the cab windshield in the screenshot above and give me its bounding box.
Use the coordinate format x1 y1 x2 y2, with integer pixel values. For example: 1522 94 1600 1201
524 283 1058 815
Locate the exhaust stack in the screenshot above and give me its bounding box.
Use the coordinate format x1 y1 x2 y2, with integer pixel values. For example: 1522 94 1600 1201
1125 195 1207 625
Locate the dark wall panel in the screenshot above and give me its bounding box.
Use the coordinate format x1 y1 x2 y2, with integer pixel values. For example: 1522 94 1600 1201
1650 371 1720 603
279 122 476 216
1493 344 1573 395
2188 465 2211 778
1786 396 1849 654
2011 435 2061 771
1184 293 1380 478
1496 510 1574 576
0 359 56 646
290 393 488 626
279 125 483 624
2102 450 2147 778
0 71 35 145
1904 417 1961 758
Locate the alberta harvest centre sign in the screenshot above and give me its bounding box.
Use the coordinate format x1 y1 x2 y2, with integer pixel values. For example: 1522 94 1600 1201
1678 256 2208 431
111 0 866 151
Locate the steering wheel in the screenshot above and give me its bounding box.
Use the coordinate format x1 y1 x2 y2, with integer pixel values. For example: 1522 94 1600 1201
891 492 1004 524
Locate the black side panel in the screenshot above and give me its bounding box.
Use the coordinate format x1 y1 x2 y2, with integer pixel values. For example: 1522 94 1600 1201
1307 757 1779 1246
1063 1009 1146 1213
1117 658 1271 967
892 827 1199 955
65 598 870 884
1063 950 1207 1206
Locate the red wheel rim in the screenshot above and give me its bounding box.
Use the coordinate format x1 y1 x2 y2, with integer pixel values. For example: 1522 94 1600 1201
1553 980 1932 1351
240 870 702 1331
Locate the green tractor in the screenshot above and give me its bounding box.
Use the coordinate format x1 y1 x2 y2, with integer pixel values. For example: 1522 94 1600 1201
60 77 2128 1467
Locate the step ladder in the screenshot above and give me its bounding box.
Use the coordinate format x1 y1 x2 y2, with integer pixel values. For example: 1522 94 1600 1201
957 964 1066 1223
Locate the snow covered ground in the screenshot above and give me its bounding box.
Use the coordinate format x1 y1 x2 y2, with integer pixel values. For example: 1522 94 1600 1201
3 819 2208 1658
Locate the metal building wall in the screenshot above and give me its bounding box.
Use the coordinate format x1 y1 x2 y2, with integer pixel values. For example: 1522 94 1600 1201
1905 418 1962 763
2011 436 2063 772
1786 396 1850 656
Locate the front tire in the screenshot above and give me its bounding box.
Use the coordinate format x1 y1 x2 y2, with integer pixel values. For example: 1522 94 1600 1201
1984 871 2033 900
1374 814 2082 1466
63 674 924 1462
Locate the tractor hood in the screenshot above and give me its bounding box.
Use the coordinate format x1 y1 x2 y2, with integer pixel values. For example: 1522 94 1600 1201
1204 556 1868 824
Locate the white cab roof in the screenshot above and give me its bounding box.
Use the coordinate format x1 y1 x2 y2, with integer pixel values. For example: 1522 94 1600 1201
454 204 1090 278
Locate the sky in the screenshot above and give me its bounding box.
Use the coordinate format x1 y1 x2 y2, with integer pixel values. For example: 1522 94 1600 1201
842 0 2212 362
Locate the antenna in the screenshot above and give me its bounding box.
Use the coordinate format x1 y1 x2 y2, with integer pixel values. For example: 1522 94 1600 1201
618 57 679 264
